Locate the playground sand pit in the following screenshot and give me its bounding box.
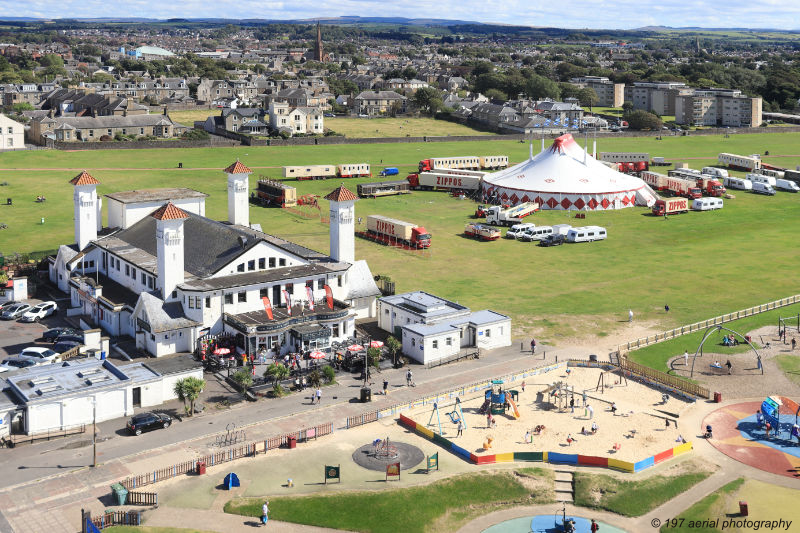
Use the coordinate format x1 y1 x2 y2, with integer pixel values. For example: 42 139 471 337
404 366 695 463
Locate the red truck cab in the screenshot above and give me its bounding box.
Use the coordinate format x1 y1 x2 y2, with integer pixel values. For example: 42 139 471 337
412 227 431 248
419 159 433 172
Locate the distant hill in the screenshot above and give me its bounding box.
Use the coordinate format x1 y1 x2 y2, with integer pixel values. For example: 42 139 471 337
637 25 800 33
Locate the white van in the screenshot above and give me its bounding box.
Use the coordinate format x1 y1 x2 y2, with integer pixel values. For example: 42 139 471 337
747 173 776 187
566 226 607 243
692 198 723 211
702 167 729 179
520 225 553 242
506 223 535 239
551 224 572 236
775 178 800 193
723 177 752 190
751 182 776 196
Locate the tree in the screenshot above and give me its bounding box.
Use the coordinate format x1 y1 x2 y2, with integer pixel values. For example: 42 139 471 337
231 370 253 399
401 66 417 80
484 88 508 102
173 376 205 416
625 109 663 131
265 362 289 392
525 74 560 100
413 86 443 115
367 347 381 371
322 365 336 384
576 87 599 111
386 336 401 366
621 101 634 114
11 102 33 112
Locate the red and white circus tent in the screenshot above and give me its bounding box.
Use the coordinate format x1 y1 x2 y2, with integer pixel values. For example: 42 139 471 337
482 134 656 211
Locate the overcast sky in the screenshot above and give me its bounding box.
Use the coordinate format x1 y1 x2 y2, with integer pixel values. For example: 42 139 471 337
8 1 800 30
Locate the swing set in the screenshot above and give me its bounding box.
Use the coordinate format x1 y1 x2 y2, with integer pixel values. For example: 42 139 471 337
428 398 468 436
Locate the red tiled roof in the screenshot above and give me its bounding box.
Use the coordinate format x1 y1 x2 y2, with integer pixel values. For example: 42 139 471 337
224 160 252 174
151 202 189 221
324 185 358 202
69 170 100 186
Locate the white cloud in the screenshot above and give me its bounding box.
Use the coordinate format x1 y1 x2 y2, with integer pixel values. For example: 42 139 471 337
6 0 800 29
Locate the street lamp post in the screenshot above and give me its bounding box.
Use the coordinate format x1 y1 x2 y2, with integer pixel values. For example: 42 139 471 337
92 399 97 468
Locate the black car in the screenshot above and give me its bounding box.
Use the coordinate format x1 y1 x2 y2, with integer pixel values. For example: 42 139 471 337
54 333 83 344
127 412 171 436
42 327 80 342
539 234 566 247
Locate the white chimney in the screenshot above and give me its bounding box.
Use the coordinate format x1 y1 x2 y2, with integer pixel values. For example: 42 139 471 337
224 160 251 227
152 202 188 301
324 185 358 264
69 170 100 250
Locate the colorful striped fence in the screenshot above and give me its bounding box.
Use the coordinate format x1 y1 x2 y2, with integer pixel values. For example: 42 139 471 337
398 413 692 475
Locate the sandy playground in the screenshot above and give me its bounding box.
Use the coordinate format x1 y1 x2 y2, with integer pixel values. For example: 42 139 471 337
404 366 696 463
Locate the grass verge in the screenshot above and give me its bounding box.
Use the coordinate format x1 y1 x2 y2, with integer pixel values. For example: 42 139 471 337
573 468 711 517
626 303 800 371
775 354 800 387
224 469 554 533
104 527 216 533
659 478 744 532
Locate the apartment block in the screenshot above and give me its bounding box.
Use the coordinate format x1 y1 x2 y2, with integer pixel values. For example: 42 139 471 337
674 89 762 127
569 76 625 107
623 82 688 116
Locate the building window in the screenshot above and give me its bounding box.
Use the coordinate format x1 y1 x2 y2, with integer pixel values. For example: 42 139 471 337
125 264 130 276
248 260 255 271
412 338 416 347
130 267 136 279
260 288 269 298
337 275 342 287
205 297 211 308
285 284 293 295
269 258 276 268
238 291 246 302
140 128 144 134
237 263 245 272
446 337 452 346
384 309 389 315
279 258 286 267
318 279 324 289
147 277 154 289
485 329 491 337
258 258 265 269
141 273 146 284
224 293 233 304
432 340 438 349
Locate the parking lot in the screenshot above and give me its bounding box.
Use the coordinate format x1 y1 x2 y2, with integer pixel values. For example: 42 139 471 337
0 298 72 359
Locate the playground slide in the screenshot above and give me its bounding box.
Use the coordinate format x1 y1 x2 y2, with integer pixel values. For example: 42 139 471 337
507 397 520 419
479 398 491 415
780 397 800 416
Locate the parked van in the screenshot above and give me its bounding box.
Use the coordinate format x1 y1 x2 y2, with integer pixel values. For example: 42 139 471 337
506 223 535 239
702 167 729 179
723 176 752 190
551 224 572 236
566 226 607 243
520 226 553 242
747 173 776 187
692 197 724 211
751 182 776 196
775 178 800 193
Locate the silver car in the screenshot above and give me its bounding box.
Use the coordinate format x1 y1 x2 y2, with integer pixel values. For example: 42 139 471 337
0 303 31 320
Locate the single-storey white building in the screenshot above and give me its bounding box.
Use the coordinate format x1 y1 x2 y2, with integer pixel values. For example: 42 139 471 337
377 291 511 365
0 355 202 436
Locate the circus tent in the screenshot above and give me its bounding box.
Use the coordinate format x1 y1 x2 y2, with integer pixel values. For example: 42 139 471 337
482 134 656 211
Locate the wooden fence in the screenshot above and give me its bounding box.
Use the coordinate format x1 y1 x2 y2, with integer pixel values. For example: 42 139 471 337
126 490 158 506
119 422 332 491
346 411 379 429
6 424 85 446
619 358 710 399
82 509 141 531
617 294 800 355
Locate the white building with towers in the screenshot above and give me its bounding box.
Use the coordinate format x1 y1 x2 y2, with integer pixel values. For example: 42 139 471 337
50 166 380 358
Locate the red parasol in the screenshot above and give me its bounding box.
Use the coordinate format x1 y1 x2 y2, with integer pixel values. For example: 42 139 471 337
308 350 326 360
347 344 364 352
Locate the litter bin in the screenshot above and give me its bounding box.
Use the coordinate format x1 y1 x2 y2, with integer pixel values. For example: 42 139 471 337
287 435 297 449
110 483 128 506
589 354 598 362
360 387 372 403
739 501 748 516
714 392 722 403
196 461 206 475
745 335 752 343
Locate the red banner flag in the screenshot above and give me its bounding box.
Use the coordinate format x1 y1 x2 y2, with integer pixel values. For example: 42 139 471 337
306 286 315 311
324 285 334 310
282 290 292 316
386 462 400 481
261 296 273 320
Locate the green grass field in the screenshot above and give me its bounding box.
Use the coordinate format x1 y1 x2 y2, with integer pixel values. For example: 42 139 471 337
1 132 799 343
324 117 494 138
659 478 745 533
225 469 552 533
164 108 218 126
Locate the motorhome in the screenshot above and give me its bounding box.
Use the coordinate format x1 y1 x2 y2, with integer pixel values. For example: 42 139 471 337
775 179 800 193
751 182 776 196
701 167 729 179
747 173 776 187
723 177 752 191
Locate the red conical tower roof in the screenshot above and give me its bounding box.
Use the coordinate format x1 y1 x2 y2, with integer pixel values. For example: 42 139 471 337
324 185 358 202
151 202 189 221
69 170 100 186
223 160 252 174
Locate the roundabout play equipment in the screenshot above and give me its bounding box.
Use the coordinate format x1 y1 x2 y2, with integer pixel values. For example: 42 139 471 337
351 439 424 472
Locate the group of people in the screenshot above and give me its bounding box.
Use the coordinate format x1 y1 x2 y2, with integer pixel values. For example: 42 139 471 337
710 360 733 374
580 422 599 435
35 195 46 202
721 334 739 347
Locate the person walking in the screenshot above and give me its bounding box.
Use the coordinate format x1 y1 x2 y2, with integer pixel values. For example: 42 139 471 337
301 375 307 390
457 420 463 437
383 379 389 395
793 338 797 351
587 403 594 419
521 381 526 393
757 355 763 373
315 388 322 404
628 309 634 322
683 350 689 366
590 518 599 533
530 338 536 353
524 429 531 443
725 359 732 375
570 397 575 414
765 421 772 439
665 304 670 313
261 500 269 526
406 369 413 387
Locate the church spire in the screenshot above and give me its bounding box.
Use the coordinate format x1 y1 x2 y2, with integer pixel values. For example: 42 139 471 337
314 21 324 62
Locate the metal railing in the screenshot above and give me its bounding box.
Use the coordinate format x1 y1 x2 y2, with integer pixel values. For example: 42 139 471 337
617 294 800 355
